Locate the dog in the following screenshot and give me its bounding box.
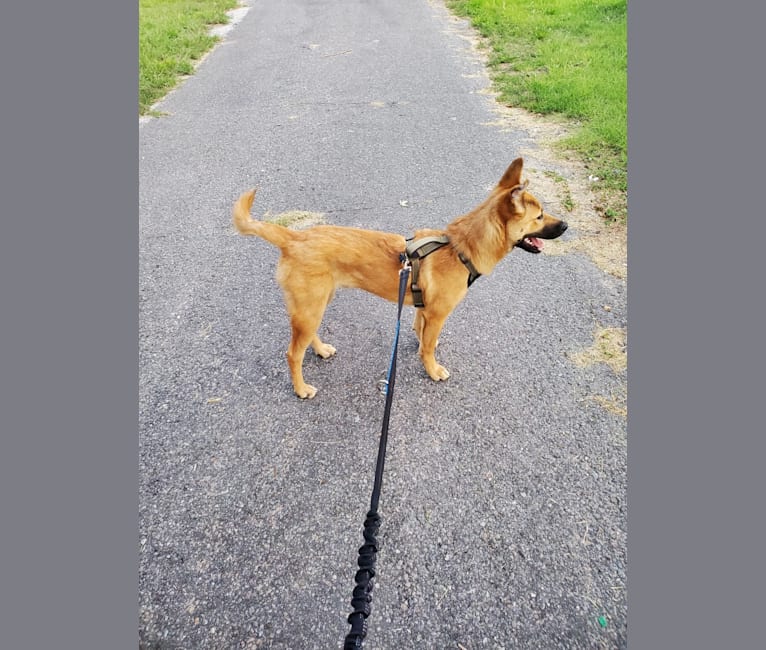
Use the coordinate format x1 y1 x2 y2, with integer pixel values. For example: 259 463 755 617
233 157 567 398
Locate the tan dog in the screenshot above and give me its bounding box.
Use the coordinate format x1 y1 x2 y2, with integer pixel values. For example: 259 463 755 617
233 157 567 398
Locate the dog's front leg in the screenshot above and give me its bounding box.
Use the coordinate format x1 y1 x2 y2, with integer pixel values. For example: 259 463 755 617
413 309 441 350
417 311 450 381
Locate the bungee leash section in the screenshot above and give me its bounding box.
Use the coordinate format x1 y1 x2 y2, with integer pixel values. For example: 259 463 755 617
344 259 411 649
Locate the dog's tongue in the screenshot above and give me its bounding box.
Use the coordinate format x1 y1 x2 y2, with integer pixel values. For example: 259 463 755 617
528 237 543 249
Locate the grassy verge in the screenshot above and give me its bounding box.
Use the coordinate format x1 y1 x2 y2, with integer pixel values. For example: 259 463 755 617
139 0 237 116
447 0 627 221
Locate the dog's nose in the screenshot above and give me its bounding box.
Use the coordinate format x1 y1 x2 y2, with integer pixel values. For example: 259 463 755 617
560 221 568 232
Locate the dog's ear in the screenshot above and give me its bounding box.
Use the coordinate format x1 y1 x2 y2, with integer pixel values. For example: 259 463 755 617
508 180 530 211
497 158 524 189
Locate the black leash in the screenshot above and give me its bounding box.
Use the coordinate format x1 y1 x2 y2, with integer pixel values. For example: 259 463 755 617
344 259 411 649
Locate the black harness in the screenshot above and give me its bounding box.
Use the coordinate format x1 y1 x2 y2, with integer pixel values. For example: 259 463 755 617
404 235 481 308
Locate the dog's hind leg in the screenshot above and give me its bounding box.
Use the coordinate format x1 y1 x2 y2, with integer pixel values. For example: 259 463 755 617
310 290 337 359
413 308 440 350
283 284 335 399
412 309 424 343
286 316 322 399
311 335 337 359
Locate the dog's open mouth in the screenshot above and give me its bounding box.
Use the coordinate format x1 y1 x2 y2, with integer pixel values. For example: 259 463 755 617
517 236 544 254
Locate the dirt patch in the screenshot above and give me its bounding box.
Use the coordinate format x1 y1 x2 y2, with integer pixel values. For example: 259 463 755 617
569 327 627 419
569 327 627 374
264 210 326 230
590 393 627 419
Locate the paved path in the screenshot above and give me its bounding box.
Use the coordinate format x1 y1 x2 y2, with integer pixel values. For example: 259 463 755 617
139 1 627 647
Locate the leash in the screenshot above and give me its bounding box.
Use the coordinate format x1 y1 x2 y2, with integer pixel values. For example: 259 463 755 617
344 258 411 649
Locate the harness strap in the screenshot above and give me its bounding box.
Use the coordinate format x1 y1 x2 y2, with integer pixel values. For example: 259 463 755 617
405 235 449 309
405 235 481 307
405 235 451 260
458 252 482 287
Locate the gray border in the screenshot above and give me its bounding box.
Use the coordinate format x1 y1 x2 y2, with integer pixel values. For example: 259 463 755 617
2 0 765 648
0 2 137 648
630 1 765 647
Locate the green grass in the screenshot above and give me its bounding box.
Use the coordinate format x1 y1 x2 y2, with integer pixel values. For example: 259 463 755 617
139 0 237 115
447 0 627 220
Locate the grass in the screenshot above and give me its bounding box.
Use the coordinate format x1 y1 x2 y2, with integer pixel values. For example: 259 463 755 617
447 0 627 221
139 0 237 115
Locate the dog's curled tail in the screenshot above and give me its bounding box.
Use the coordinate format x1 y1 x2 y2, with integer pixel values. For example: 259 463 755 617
232 189 293 249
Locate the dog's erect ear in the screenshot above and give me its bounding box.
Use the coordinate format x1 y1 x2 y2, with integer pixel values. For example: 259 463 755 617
497 158 524 189
508 180 529 210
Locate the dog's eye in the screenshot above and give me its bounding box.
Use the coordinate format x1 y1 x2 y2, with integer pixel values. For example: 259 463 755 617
537 213 543 220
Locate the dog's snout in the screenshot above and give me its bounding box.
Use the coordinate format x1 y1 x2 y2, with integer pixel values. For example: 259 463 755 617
560 220 568 232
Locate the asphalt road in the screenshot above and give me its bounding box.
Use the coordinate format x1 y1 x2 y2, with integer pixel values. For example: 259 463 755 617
139 1 627 648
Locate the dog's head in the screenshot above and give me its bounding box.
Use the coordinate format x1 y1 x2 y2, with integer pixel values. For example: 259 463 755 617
495 158 568 253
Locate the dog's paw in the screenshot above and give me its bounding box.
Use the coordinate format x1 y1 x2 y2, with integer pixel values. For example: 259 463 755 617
295 384 318 399
428 364 450 382
314 343 337 359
